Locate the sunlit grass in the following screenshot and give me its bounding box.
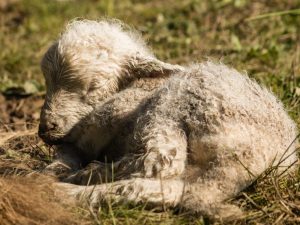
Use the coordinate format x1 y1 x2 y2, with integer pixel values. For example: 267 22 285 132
0 0 299 224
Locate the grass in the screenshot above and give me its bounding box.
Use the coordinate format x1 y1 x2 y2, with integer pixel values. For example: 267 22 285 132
0 0 300 224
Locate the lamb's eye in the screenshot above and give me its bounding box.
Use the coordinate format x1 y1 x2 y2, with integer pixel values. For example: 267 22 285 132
87 85 98 94
97 51 108 60
81 90 88 96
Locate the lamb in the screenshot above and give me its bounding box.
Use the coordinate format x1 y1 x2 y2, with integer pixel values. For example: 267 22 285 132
55 62 298 220
39 19 299 220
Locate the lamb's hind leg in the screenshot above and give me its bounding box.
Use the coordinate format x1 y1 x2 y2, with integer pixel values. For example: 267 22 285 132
56 172 243 221
135 120 187 178
181 162 249 221
56 178 185 209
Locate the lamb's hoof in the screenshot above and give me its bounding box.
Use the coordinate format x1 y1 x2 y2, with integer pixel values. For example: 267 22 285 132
43 162 73 179
143 150 183 178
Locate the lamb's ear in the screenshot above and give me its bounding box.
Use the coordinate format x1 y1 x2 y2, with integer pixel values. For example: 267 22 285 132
128 55 184 78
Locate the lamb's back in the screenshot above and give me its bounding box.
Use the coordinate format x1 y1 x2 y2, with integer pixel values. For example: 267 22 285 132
162 62 298 173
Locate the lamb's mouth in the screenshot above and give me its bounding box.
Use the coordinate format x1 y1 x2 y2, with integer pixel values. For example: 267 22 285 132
38 131 66 145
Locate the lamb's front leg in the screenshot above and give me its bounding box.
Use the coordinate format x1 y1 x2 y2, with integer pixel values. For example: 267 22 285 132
135 120 187 178
64 118 188 184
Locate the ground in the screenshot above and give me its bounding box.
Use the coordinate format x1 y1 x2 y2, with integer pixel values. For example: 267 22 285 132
0 0 299 224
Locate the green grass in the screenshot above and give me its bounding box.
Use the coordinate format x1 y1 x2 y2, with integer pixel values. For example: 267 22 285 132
0 0 300 224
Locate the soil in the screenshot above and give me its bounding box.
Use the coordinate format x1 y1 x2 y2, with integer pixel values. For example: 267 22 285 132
0 94 51 174
0 94 44 127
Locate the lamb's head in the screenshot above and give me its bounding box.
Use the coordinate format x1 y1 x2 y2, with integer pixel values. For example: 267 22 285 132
39 19 182 145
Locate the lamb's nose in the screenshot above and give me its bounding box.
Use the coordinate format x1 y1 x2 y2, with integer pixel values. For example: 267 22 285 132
38 121 58 136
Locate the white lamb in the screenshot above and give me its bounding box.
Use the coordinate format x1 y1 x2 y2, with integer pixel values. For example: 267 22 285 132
39 19 299 220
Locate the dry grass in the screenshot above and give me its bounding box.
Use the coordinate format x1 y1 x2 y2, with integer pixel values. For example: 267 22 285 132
0 127 94 225
0 175 90 225
229 139 300 225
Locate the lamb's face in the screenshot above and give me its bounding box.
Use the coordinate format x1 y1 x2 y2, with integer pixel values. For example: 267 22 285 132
38 20 182 145
38 20 149 144
39 43 103 144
